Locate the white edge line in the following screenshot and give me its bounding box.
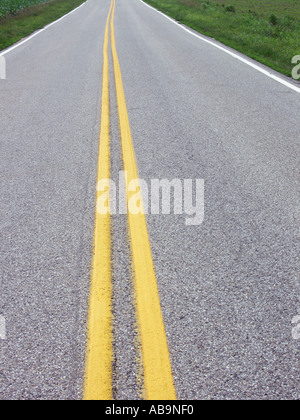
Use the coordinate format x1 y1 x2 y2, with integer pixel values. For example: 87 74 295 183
139 0 300 94
0 1 86 57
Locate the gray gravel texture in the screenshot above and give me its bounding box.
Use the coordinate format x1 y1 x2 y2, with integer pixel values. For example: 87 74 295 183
110 56 143 400
0 0 299 400
114 0 300 400
0 0 108 400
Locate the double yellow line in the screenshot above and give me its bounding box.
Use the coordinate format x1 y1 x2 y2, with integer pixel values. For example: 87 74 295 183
84 0 176 401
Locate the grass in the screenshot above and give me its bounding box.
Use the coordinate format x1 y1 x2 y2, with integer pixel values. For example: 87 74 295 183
144 0 300 77
0 0 50 19
0 0 85 51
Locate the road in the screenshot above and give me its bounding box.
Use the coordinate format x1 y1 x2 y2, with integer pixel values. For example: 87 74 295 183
0 0 299 400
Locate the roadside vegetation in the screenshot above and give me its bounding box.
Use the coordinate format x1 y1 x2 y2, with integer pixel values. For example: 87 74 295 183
0 0 85 51
145 0 300 77
0 0 50 19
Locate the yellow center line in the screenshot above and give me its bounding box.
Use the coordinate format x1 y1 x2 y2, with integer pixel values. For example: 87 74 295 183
84 0 176 400
110 0 177 400
84 1 114 401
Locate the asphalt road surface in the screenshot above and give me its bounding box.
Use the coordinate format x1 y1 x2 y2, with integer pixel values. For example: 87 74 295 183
0 0 299 400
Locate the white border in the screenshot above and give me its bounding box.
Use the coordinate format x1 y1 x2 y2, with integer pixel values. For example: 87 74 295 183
139 0 300 94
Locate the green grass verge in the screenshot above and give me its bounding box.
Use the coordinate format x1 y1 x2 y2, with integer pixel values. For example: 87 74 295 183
0 1 51 19
0 0 85 51
144 0 300 77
